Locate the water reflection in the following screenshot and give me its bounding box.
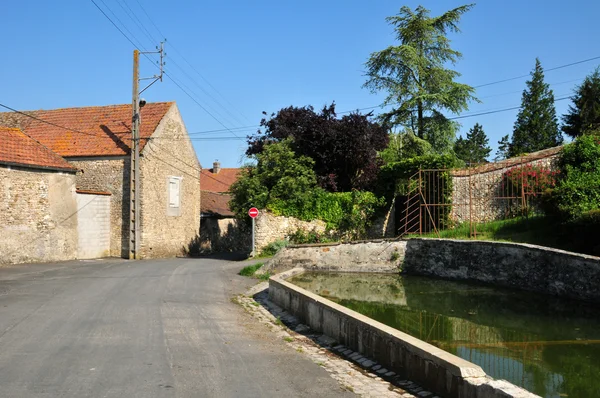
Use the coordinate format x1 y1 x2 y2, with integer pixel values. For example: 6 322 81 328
289 272 600 398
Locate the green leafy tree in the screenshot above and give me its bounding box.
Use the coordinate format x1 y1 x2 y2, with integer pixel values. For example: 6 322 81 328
229 140 318 219
364 4 478 148
453 123 491 164
562 67 600 138
544 135 600 219
510 58 563 157
379 129 433 164
247 103 388 192
495 134 510 161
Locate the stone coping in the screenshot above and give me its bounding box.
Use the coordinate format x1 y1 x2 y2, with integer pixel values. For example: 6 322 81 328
408 237 600 261
271 268 485 379
288 237 600 261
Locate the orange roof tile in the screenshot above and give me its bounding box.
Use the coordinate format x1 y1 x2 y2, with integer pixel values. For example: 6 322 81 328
200 168 241 193
201 191 234 217
0 127 76 171
0 102 173 157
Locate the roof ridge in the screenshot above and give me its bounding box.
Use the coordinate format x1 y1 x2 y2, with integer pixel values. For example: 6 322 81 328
16 101 175 113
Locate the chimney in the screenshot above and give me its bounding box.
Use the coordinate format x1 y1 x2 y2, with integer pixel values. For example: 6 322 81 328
212 161 221 174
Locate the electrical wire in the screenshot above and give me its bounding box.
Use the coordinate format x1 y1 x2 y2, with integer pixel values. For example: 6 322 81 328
0 103 116 139
90 0 243 138
129 0 252 125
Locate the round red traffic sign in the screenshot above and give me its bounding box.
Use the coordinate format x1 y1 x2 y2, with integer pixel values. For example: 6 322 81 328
248 207 259 218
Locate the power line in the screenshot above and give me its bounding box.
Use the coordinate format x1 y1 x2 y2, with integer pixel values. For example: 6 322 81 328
474 55 600 88
188 125 260 135
163 72 241 138
448 96 571 120
0 103 113 139
114 0 248 128
129 0 252 125
89 0 242 139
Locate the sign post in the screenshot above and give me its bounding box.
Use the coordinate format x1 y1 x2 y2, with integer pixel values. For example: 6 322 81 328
248 207 259 256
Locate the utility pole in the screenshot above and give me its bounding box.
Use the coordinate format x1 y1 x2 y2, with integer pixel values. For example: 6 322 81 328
129 43 165 260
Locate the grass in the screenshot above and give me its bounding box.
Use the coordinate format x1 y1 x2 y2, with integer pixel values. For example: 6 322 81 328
410 215 598 255
239 262 273 282
283 336 294 342
239 262 264 277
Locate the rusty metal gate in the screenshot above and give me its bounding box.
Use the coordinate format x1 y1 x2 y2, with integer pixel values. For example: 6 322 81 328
397 156 558 237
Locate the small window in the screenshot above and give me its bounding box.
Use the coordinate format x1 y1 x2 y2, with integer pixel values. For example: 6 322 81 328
168 176 182 208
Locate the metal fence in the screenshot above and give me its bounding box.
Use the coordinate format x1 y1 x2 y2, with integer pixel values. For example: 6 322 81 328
397 153 559 237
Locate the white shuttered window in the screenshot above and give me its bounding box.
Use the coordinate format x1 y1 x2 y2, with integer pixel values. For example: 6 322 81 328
168 176 182 208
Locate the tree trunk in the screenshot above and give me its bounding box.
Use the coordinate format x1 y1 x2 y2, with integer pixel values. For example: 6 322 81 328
417 100 424 138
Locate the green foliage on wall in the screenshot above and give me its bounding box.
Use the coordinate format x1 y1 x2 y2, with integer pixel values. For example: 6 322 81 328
543 135 600 220
229 140 385 238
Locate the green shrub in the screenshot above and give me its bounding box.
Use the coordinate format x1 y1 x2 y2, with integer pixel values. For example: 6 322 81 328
545 136 600 219
259 239 289 257
288 228 336 244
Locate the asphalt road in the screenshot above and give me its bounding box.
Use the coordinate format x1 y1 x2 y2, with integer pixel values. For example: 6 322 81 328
0 257 352 398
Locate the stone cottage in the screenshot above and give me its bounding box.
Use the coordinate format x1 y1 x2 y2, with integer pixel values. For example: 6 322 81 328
0 127 79 264
199 162 247 252
0 102 201 260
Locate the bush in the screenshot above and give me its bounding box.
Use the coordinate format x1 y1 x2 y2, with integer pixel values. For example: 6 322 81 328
269 189 385 238
502 164 558 196
288 228 336 244
545 136 600 219
259 239 289 257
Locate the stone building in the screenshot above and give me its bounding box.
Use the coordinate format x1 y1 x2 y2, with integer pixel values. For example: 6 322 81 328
199 163 247 252
0 127 79 264
0 102 201 261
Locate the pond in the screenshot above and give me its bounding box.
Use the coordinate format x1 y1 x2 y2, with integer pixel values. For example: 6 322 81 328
289 272 600 398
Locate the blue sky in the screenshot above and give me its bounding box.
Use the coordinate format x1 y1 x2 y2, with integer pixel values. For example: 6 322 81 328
2 0 599 167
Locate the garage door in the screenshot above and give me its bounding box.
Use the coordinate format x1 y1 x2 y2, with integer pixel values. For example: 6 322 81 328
76 193 111 259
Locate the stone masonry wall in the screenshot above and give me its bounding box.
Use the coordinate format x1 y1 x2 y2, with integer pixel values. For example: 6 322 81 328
450 153 559 224
139 104 201 258
0 165 78 265
267 238 600 304
367 199 396 239
198 217 250 253
69 157 129 258
255 212 327 252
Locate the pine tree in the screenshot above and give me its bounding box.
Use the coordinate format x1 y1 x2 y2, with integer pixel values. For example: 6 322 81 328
495 134 510 161
454 123 491 164
509 58 563 157
562 67 600 138
364 4 478 149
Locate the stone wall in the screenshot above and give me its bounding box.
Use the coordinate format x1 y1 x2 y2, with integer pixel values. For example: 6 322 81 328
402 239 600 303
267 238 600 304
255 212 327 252
0 165 78 265
264 240 405 274
139 104 201 258
69 157 129 258
198 217 250 253
450 149 560 223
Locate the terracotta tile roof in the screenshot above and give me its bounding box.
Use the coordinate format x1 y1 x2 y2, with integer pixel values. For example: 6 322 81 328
0 102 173 157
0 127 76 171
200 168 241 193
201 191 234 217
452 146 563 176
